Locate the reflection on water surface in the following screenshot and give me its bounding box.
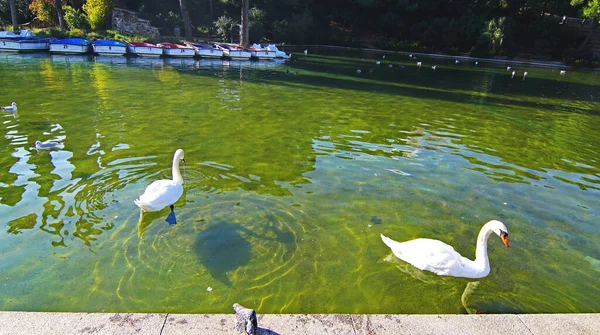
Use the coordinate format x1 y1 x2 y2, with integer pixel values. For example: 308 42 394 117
0 51 599 314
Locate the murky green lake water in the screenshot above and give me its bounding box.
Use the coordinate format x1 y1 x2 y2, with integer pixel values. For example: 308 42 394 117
0 50 599 314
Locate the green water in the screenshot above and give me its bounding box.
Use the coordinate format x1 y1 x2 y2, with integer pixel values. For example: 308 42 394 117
0 50 599 314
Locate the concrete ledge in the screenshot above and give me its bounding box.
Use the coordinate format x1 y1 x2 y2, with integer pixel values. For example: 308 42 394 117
0 312 598 334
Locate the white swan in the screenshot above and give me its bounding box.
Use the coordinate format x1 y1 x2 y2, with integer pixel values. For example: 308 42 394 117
381 220 509 279
135 149 185 212
1 102 17 112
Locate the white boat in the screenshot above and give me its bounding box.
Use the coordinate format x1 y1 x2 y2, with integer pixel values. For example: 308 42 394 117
249 43 277 60
49 38 91 54
187 43 223 59
92 40 127 56
0 29 34 38
265 44 291 59
158 43 195 58
0 37 54 52
215 44 252 60
127 41 163 57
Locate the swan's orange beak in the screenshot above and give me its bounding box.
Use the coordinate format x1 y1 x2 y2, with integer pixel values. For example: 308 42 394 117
500 232 509 247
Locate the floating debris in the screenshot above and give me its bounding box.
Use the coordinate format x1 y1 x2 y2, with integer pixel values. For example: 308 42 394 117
387 169 411 176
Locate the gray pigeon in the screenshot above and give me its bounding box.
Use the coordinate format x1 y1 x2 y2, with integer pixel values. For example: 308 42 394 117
233 303 258 335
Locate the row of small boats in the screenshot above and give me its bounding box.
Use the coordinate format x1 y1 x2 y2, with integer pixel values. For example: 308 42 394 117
0 33 291 61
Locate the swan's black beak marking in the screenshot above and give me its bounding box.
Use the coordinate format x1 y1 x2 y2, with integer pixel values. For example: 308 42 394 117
500 230 509 247
181 158 186 164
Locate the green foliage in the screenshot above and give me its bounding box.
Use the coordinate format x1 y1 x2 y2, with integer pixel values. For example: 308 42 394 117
63 5 90 31
480 17 505 54
213 15 235 41
83 0 113 31
0 0 33 26
571 0 600 22
28 0 57 25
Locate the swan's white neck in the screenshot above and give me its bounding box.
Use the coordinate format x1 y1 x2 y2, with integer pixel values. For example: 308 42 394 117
471 220 504 276
171 151 184 184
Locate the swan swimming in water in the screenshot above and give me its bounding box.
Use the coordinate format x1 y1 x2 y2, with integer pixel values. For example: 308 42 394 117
1 102 17 112
381 220 509 279
135 149 186 212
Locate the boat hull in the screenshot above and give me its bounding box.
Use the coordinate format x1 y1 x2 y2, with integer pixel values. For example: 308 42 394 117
162 48 195 58
224 49 252 60
250 50 277 60
92 45 127 56
49 43 90 54
0 39 51 52
195 48 223 59
127 45 163 57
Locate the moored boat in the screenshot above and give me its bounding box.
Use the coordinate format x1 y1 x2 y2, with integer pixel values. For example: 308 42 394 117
0 37 55 52
127 41 163 57
187 43 223 59
49 38 91 54
92 40 127 56
215 44 252 60
158 43 195 58
265 44 291 59
249 43 277 60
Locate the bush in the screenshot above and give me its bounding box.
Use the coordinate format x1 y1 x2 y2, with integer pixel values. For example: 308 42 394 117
64 5 90 31
28 0 57 25
214 15 235 42
83 0 113 31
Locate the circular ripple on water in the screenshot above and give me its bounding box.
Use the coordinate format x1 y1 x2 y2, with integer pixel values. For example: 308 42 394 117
104 191 315 308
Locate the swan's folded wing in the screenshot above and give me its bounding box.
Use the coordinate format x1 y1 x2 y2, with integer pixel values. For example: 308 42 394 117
390 238 464 275
137 180 183 210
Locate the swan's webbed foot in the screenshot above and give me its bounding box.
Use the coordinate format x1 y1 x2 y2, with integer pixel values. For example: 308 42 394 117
166 205 177 225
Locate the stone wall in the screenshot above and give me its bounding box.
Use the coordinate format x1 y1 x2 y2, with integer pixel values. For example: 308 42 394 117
562 17 600 60
112 8 160 39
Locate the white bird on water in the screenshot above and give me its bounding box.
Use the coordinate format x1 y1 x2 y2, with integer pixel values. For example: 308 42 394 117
1 102 17 112
381 220 509 279
475 61 478 66
455 60 460 64
135 149 186 213
356 69 362 75
523 71 528 81
560 70 566 75
34 140 64 150
375 60 381 65
507 66 512 71
431 65 437 71
511 70 516 79
417 61 422 67
304 49 308 55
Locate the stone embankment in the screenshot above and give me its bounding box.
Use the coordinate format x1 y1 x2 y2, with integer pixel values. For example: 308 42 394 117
112 8 160 39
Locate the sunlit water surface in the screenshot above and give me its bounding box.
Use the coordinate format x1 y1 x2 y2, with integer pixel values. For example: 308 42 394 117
0 50 599 314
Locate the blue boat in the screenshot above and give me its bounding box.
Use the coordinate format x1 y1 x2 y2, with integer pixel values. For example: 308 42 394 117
92 40 127 56
0 37 55 52
49 38 91 54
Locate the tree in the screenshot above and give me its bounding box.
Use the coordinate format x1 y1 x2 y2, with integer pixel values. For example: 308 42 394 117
179 0 192 40
83 0 113 30
9 0 17 31
240 0 249 47
571 0 600 50
55 0 65 31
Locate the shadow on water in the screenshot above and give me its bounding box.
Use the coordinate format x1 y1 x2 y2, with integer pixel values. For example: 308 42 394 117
195 222 253 287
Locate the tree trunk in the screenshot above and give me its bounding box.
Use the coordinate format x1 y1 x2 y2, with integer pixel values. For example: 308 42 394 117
179 0 193 40
9 0 18 32
55 0 66 31
240 0 249 47
208 0 214 20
